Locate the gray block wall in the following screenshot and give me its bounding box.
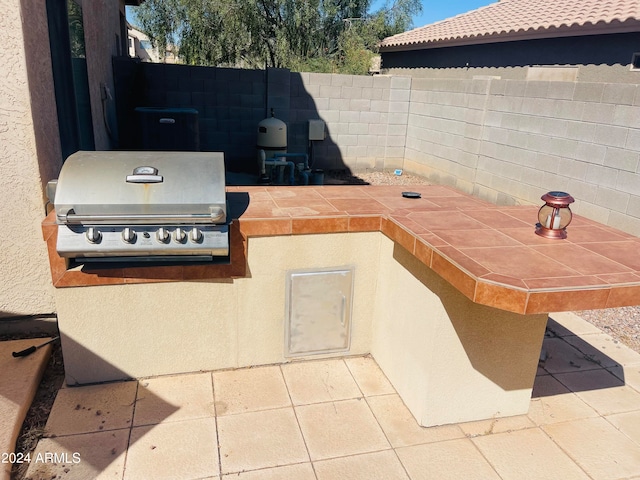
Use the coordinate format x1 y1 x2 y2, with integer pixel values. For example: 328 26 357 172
136 63 268 172
127 62 409 174
288 72 409 171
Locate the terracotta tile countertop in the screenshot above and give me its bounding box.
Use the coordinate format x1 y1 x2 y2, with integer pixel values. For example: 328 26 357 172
43 185 640 315
228 185 640 315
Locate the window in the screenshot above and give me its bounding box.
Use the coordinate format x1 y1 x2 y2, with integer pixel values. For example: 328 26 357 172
631 53 640 71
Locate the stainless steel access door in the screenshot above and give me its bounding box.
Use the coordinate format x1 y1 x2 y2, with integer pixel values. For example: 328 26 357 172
285 267 354 357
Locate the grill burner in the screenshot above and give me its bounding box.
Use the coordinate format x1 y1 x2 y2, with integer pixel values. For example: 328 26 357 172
51 151 229 262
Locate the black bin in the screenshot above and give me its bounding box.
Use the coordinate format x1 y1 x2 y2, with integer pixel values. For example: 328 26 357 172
135 107 200 151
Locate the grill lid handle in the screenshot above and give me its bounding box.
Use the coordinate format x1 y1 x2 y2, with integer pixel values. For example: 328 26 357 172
126 166 163 184
58 208 225 225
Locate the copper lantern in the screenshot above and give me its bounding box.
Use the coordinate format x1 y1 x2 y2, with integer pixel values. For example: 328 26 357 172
535 191 575 239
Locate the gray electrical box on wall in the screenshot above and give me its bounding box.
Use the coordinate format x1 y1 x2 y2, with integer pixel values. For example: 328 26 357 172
308 119 326 141
285 266 354 357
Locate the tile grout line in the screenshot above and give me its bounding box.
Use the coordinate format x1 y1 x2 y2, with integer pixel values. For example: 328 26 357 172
466 432 508 480
121 380 140 480
600 413 640 450
536 424 596 480
278 364 319 480
343 357 413 479
538 329 628 479
361 394 414 480
529 388 600 428
210 372 224 480
541 316 640 473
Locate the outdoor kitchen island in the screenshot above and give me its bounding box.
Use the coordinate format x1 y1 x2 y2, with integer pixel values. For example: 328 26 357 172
42 184 640 427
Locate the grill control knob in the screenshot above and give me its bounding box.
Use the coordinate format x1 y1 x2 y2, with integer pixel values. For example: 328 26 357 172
174 227 187 243
122 227 137 244
156 227 170 243
86 227 102 244
190 227 203 243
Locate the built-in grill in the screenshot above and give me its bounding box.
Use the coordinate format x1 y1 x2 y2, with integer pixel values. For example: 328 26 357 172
49 151 229 263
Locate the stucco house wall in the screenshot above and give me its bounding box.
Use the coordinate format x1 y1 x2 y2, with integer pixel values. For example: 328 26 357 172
0 0 127 321
0 0 58 318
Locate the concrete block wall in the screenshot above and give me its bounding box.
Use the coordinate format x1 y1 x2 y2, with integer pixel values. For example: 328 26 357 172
405 78 640 235
288 72 410 171
120 62 412 174
136 63 268 172
405 78 489 194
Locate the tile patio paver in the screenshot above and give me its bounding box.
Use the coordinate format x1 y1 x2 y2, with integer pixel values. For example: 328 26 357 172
547 312 608 336
608 364 640 391
212 365 290 415
527 392 599 425
366 394 465 448
26 429 129 480
458 414 535 437
543 416 640 480
606 410 640 445
221 463 315 479
564 332 640 367
555 369 640 416
396 438 501 480
344 356 396 396
471 427 590 480
217 407 308 475
133 372 215 426
531 372 571 397
21 315 640 480
125 418 219 480
44 381 137 436
281 359 362 405
313 450 409 480
540 337 604 374
295 398 390 461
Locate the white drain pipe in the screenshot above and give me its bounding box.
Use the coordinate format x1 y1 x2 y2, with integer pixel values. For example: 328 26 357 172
258 149 295 185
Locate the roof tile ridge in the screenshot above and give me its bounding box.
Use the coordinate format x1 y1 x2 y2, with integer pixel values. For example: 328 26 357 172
381 0 640 48
387 0 503 36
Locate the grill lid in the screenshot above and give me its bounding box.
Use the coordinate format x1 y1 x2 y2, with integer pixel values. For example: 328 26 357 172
54 151 226 224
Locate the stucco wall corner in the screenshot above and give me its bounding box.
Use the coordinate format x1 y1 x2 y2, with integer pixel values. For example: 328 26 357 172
0 0 57 318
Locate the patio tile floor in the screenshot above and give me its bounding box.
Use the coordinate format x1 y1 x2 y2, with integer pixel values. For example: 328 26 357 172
25 313 640 480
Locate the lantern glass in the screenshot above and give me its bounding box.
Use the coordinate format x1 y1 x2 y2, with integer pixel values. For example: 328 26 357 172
537 204 572 230
535 191 575 239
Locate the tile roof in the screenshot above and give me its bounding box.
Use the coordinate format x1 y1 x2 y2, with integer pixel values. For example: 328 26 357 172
380 0 640 51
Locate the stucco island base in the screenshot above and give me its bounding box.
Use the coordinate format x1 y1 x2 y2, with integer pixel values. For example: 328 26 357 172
53 233 547 427
372 237 547 427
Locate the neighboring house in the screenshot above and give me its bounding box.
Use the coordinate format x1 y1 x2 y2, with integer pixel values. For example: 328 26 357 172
127 24 155 62
128 23 180 63
379 0 640 83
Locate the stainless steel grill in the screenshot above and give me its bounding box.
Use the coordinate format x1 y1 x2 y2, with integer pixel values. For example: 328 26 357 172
50 151 229 262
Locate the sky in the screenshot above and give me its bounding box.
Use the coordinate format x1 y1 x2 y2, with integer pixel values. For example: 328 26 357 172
379 0 496 29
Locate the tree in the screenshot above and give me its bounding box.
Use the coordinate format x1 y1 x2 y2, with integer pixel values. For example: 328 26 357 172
132 0 421 74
